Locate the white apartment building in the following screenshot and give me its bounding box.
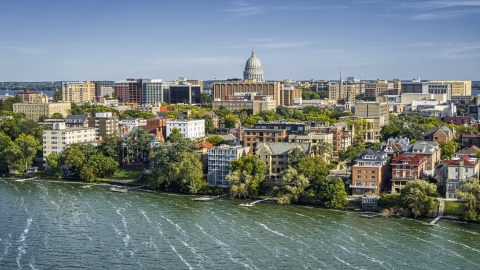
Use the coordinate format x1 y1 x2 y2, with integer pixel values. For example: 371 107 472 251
43 122 96 161
166 119 205 139
443 156 479 199
207 145 250 187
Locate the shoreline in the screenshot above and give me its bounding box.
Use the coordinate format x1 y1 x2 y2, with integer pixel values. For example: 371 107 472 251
2 176 469 224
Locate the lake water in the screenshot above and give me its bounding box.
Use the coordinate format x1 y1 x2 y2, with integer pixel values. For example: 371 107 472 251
1 179 480 269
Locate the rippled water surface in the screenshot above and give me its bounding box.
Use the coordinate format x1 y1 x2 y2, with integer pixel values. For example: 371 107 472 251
1 179 480 269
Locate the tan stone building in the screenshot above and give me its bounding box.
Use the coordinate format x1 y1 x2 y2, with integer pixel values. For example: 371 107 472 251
281 85 302 106
430 80 471 96
255 142 311 179
13 102 71 121
354 100 389 121
14 89 48 103
62 81 96 102
364 80 394 97
310 123 352 154
242 128 287 154
213 80 282 106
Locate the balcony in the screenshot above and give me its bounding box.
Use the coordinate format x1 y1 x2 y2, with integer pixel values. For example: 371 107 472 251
349 184 378 189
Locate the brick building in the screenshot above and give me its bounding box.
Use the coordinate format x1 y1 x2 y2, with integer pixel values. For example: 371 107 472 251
390 154 428 194
351 150 390 196
242 128 287 154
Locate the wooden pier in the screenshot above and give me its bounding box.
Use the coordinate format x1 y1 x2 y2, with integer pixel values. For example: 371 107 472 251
192 194 229 202
426 199 444 226
13 177 38 182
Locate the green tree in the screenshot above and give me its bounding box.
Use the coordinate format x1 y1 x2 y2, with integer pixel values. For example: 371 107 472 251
79 144 99 160
312 141 333 161
168 127 183 143
98 132 122 162
439 140 457 159
400 180 438 218
51 112 64 119
244 115 263 128
222 114 238 128
227 154 267 198
124 128 152 164
172 152 206 194
317 177 348 208
120 110 155 120
0 132 12 173
203 115 215 133
380 123 401 142
456 178 480 220
276 167 310 205
63 143 86 175
288 147 305 167
297 156 329 179
45 153 63 174
207 135 226 146
38 115 48 122
1 96 22 111
69 103 85 115
4 134 41 173
200 92 213 107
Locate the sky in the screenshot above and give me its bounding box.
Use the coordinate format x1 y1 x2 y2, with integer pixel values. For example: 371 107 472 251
0 0 479 82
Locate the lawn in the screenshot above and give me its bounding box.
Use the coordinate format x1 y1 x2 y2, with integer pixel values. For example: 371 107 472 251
113 166 143 180
443 201 465 216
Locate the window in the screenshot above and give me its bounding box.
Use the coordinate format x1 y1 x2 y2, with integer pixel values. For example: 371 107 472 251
371 170 375 174
371 176 375 179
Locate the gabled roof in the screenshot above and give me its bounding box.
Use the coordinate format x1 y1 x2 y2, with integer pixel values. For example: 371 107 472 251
355 149 389 162
424 126 452 137
198 141 215 149
443 156 479 167
407 141 440 155
255 142 310 156
456 145 480 155
391 154 427 165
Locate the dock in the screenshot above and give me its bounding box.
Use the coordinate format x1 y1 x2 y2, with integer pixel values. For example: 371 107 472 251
426 199 444 226
14 177 38 182
110 188 128 193
193 194 229 202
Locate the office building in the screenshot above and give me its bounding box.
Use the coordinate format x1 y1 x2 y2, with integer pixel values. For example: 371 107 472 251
114 79 143 104
61 81 96 102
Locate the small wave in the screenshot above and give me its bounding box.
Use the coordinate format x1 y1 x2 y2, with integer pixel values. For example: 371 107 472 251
256 222 285 237
196 224 229 247
16 218 33 268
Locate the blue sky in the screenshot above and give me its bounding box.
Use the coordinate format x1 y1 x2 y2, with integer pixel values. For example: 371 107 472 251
0 0 479 81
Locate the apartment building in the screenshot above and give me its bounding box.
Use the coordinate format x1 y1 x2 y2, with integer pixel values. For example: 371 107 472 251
405 141 441 175
443 156 479 199
65 115 88 128
310 123 352 154
61 81 95 102
43 122 96 161
364 80 394 97
207 145 250 187
87 112 119 141
94 81 114 98
253 121 311 135
13 102 71 121
390 154 428 194
242 128 288 154
350 150 390 196
255 142 311 179
166 119 205 139
114 79 143 104
14 89 47 103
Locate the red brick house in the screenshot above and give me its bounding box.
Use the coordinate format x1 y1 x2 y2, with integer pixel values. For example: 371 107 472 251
390 154 428 194
443 116 475 126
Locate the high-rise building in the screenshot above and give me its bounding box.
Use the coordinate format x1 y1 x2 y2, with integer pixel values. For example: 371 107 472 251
87 112 119 141
243 48 264 82
94 81 114 98
364 80 394 97
114 79 143 104
142 79 172 105
61 81 95 102
169 83 201 104
354 100 389 120
430 80 471 96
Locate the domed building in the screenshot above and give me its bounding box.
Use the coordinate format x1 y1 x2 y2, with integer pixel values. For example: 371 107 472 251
243 47 264 82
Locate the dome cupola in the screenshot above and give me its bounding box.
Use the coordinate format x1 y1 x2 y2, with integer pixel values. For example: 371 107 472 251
243 47 264 82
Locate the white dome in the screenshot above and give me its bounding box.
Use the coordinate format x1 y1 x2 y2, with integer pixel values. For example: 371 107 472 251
243 48 264 82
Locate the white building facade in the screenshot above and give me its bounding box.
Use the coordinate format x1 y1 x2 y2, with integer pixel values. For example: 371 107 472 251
207 145 250 187
443 156 479 199
43 122 96 161
166 119 205 139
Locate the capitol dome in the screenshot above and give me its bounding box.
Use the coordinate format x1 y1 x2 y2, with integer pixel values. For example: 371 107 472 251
243 48 264 82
